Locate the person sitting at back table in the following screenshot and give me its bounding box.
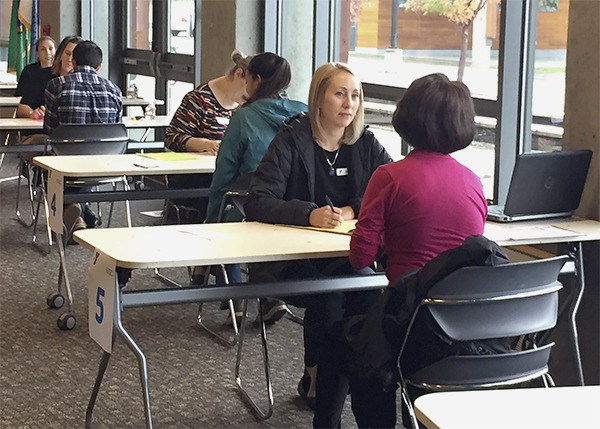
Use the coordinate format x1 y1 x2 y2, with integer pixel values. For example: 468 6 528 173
312 73 488 429
43 40 123 239
44 40 122 132
164 49 251 223
243 62 392 410
205 52 307 224
16 35 82 153
15 35 56 122
203 52 306 320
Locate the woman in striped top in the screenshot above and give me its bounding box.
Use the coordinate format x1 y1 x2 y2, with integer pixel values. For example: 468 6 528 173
164 49 251 222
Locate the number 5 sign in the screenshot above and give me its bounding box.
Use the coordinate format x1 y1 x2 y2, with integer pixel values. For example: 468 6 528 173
88 251 117 353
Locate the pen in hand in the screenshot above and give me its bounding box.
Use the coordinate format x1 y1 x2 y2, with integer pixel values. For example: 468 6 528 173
325 195 335 212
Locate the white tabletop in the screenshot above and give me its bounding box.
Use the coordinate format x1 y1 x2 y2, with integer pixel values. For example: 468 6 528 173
0 117 44 130
0 115 172 131
414 386 600 429
484 217 600 246
33 153 215 177
73 218 600 270
0 96 165 108
122 115 172 128
74 222 352 269
122 97 165 106
0 96 20 107
0 82 17 91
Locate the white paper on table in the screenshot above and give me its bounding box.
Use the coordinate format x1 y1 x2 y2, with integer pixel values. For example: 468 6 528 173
88 251 117 354
486 224 583 242
132 155 161 169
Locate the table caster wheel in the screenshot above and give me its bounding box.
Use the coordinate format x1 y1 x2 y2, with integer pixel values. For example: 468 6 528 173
57 313 76 330
47 292 65 309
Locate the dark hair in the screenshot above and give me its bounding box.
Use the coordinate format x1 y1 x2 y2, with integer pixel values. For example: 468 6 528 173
392 73 476 153
51 35 83 75
245 52 291 104
73 41 103 68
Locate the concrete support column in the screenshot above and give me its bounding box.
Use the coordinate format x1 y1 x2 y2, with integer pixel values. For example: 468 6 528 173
561 0 600 387
563 0 599 221
39 0 81 45
281 0 313 103
199 0 262 83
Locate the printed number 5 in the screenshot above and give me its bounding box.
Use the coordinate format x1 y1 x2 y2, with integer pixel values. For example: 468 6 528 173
95 287 105 323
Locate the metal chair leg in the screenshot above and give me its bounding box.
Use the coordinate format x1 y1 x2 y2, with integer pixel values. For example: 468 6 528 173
32 181 52 255
235 298 274 420
401 385 420 429
196 266 241 347
286 308 304 326
15 161 38 227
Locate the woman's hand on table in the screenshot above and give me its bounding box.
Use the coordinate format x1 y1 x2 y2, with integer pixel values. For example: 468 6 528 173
309 205 345 228
185 138 220 155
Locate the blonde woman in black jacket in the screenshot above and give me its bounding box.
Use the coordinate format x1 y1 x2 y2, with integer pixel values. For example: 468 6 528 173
244 62 392 409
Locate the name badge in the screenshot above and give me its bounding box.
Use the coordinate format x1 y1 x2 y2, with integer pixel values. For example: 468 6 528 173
216 116 230 126
336 168 349 176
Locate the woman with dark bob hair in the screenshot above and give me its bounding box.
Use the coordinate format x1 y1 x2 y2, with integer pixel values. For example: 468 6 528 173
350 72 487 283
313 73 487 428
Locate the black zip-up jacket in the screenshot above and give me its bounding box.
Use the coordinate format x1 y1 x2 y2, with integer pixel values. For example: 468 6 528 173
244 113 393 225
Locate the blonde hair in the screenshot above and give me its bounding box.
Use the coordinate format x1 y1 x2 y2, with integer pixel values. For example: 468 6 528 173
228 49 252 75
308 62 364 146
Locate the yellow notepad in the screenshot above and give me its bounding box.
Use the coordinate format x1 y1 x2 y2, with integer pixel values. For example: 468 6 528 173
282 220 357 236
137 152 200 161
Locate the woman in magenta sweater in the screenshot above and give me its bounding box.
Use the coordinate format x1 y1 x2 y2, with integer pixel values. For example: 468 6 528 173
314 73 488 429
350 73 487 282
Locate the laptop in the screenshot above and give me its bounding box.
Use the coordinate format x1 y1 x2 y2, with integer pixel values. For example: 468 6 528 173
487 150 592 222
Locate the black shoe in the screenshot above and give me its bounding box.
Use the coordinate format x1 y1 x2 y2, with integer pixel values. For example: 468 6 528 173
82 204 99 228
18 161 29 179
297 373 316 410
191 274 205 286
256 299 289 326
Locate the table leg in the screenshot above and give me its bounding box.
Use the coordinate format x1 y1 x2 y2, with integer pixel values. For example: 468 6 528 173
140 128 151 142
568 242 585 385
114 283 154 429
32 177 52 255
235 298 274 419
85 350 112 429
54 230 77 330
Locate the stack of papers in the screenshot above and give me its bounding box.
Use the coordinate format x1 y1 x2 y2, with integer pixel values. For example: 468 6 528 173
485 224 583 242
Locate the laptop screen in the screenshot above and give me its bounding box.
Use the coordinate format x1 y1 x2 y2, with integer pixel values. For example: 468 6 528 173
504 150 592 216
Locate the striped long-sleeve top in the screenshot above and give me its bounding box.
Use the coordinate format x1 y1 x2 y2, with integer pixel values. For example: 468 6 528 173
164 83 233 152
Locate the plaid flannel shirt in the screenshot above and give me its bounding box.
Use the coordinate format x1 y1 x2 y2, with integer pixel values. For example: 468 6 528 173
44 65 123 133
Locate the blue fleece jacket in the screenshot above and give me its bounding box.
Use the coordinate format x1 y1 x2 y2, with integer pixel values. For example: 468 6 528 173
206 96 307 222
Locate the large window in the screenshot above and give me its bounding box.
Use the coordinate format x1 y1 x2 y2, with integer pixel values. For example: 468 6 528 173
122 0 197 120
168 0 195 55
529 0 568 152
336 0 569 202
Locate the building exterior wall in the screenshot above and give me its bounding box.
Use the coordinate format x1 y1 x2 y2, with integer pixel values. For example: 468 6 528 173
356 0 569 50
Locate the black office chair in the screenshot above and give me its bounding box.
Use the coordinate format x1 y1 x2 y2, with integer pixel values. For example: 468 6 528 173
397 255 568 429
32 123 132 250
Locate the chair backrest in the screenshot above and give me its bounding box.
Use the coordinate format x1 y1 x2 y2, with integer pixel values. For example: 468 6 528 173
398 255 567 428
48 123 129 155
217 172 252 222
424 256 567 341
